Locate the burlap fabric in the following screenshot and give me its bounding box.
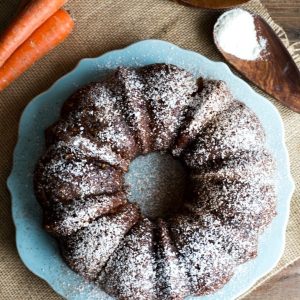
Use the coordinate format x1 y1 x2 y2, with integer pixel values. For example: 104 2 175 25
0 0 299 299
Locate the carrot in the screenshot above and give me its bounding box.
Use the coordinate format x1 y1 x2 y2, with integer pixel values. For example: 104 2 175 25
0 9 74 92
0 0 68 67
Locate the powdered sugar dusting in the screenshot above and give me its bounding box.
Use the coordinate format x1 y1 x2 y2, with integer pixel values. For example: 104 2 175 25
70 136 126 169
113 67 153 153
45 193 127 236
156 219 189 299
188 176 276 233
184 101 266 169
34 63 277 300
173 80 234 156
35 143 123 201
62 204 139 280
169 214 236 295
192 150 275 186
141 64 197 151
98 219 157 299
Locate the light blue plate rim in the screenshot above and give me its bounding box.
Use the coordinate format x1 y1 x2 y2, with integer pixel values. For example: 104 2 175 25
7 39 295 300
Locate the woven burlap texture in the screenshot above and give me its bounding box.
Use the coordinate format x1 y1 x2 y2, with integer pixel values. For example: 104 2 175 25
0 0 299 299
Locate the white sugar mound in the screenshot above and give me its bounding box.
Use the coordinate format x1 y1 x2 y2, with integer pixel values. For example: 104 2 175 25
214 8 266 61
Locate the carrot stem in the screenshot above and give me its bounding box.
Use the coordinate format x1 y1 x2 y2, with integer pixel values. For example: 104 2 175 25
0 0 68 67
0 9 74 92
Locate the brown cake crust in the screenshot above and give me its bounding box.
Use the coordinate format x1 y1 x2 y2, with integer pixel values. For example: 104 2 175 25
61 203 140 281
155 219 190 299
43 192 127 236
97 218 157 299
34 63 277 300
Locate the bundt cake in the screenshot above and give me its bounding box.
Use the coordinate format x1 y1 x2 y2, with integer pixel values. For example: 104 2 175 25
34 63 276 299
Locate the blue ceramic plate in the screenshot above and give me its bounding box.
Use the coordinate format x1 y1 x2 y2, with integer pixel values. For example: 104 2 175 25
7 40 294 300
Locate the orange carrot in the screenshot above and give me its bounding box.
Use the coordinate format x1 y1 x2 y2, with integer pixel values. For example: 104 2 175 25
0 9 74 92
0 0 68 67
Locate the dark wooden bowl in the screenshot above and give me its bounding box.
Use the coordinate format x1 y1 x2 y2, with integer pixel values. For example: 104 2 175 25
174 0 250 9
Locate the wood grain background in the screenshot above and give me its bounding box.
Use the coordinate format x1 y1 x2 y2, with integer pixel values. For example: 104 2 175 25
263 0 300 43
246 2 300 298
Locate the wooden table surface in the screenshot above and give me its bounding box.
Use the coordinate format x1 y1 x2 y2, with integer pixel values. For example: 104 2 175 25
263 0 300 44
246 2 300 299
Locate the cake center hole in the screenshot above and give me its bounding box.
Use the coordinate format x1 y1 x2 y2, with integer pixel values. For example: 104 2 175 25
124 152 188 220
